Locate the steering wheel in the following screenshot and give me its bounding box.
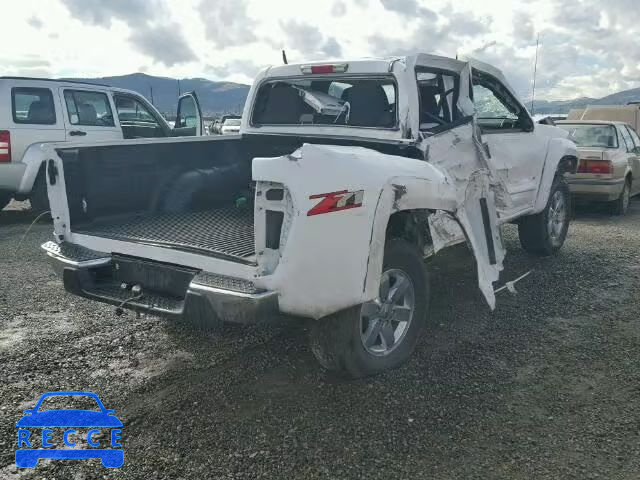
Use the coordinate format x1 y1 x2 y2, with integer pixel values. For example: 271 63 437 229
97 114 114 126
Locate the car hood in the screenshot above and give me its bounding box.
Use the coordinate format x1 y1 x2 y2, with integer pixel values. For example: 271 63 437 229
16 409 123 427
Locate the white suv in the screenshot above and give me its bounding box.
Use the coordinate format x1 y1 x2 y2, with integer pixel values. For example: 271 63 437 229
0 77 203 211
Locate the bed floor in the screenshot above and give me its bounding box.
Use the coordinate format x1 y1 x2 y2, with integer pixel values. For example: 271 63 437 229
74 206 255 263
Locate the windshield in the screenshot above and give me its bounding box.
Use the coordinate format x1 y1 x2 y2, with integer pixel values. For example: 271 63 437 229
252 76 397 128
557 123 619 148
223 119 241 126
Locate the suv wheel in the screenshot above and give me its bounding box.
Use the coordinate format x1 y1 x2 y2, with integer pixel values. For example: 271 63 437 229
309 239 429 378
611 177 631 216
518 176 570 256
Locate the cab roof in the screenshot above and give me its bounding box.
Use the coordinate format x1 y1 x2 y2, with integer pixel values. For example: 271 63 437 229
0 76 142 97
262 53 508 84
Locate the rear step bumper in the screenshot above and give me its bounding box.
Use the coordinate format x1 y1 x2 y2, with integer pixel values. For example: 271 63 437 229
42 241 278 327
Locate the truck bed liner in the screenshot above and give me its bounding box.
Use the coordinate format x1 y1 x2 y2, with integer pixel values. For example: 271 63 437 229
74 206 255 263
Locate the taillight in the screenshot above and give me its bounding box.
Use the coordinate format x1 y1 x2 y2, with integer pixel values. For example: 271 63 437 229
300 63 349 74
577 159 612 174
0 131 10 163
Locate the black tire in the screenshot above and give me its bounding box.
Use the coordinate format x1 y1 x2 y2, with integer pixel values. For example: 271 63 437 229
309 239 429 378
611 177 631 216
29 172 50 214
518 176 570 256
0 192 12 211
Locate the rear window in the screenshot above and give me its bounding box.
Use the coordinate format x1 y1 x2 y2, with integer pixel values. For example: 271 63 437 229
252 77 397 128
223 118 241 126
63 90 114 127
557 123 619 148
11 87 56 125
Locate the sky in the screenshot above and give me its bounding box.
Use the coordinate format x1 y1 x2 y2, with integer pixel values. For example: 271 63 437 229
0 0 637 101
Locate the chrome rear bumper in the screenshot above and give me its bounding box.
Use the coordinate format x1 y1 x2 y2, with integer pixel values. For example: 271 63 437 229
42 241 278 328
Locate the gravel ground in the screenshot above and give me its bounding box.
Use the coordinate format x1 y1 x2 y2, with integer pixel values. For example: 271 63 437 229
1 199 640 479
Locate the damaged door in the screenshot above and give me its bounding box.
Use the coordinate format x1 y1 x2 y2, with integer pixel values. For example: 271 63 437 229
420 61 506 308
471 69 546 213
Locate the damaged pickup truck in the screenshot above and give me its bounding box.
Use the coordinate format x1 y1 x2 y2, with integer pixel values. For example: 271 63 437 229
41 54 578 378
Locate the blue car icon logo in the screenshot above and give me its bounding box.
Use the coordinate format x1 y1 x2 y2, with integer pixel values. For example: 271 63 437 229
15 391 123 468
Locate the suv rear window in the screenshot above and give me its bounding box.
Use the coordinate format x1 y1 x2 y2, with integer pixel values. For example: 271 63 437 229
64 90 115 127
12 87 56 125
252 77 397 128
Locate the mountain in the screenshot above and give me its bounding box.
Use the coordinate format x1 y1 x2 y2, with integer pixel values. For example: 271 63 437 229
532 87 640 115
63 73 250 118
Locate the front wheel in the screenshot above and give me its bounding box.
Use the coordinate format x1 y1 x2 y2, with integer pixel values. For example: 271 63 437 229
309 239 429 378
518 176 570 256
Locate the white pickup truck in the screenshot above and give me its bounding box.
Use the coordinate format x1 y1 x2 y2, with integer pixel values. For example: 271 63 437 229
41 54 578 378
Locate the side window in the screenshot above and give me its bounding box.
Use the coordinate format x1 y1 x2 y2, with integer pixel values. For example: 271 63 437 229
472 70 532 132
12 87 56 125
63 90 114 127
619 125 634 152
473 84 518 120
625 126 640 152
175 96 198 128
416 69 460 131
114 95 165 139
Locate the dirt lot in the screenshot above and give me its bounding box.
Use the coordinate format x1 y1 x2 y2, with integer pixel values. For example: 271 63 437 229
1 199 640 479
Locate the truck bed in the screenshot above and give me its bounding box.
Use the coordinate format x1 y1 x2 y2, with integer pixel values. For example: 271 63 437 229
74 206 256 263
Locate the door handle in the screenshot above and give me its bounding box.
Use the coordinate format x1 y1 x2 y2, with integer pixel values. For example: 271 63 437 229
69 130 87 136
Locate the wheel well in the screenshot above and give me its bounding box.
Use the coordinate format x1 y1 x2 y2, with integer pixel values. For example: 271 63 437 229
557 154 578 175
385 209 432 251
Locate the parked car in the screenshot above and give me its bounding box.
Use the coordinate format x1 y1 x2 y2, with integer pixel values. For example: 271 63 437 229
0 77 204 212
220 117 241 135
567 105 640 135
40 54 577 378
556 120 640 214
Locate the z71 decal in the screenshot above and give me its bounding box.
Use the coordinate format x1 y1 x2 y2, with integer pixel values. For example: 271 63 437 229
307 190 364 216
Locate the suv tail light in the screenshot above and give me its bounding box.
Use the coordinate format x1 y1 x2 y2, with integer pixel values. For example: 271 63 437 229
0 131 10 163
577 159 612 174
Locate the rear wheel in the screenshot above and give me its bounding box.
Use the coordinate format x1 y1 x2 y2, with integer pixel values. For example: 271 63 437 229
309 239 429 378
611 177 631 216
518 176 570 256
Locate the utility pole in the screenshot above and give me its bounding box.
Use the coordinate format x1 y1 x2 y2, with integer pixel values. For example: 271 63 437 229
149 84 154 106
176 79 181 117
530 33 540 115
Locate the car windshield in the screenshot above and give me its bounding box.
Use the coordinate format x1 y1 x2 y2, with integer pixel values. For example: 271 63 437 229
223 119 241 126
252 76 397 128
557 123 619 148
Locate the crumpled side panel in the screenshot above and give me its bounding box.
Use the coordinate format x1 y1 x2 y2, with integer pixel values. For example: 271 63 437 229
423 123 506 309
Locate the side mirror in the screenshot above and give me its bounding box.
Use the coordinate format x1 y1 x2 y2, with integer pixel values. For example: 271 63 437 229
23 409 34 414
174 92 202 137
104 409 115 415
